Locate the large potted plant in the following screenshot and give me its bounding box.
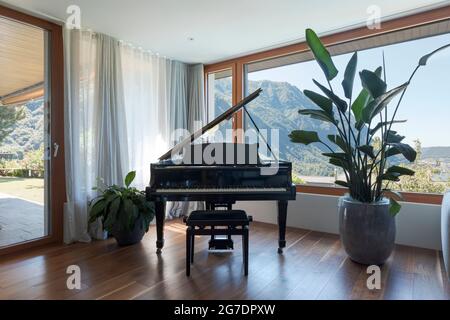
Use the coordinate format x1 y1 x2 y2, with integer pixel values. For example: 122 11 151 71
89 171 155 246
289 29 449 265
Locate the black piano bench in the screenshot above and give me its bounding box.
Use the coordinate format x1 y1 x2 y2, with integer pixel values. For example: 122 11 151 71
184 210 252 277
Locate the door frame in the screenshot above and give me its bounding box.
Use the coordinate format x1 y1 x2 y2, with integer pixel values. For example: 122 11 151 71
0 5 65 256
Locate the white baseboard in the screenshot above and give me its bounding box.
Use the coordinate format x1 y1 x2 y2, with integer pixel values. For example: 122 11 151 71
235 193 442 250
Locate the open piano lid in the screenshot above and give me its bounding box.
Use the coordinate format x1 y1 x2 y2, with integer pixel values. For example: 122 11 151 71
158 88 262 161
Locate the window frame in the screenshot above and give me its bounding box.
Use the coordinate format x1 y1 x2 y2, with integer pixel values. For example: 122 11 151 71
204 5 450 205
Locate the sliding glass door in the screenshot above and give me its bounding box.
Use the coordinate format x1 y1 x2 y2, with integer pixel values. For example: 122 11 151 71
0 6 64 253
0 16 50 248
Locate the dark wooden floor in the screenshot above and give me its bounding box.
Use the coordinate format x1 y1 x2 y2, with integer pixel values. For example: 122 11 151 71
0 220 448 300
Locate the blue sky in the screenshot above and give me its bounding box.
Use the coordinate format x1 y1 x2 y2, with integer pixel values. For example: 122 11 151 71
248 33 450 147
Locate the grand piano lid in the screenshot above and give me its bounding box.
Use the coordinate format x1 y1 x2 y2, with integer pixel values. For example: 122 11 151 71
158 88 262 161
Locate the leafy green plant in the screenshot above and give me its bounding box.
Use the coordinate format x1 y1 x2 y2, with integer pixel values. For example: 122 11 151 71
0 105 25 145
88 171 155 232
289 29 450 215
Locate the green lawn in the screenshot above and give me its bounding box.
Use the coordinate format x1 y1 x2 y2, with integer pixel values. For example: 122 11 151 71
0 177 44 204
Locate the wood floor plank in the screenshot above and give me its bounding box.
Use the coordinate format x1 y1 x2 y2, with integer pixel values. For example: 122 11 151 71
412 247 449 300
314 256 365 300
97 281 149 300
382 245 415 300
254 232 336 300
0 219 448 300
287 236 347 300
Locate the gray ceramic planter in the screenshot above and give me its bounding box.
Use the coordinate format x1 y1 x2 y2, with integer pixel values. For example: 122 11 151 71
338 196 395 265
111 216 146 246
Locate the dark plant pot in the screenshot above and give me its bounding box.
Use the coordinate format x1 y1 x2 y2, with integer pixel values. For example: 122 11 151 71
111 216 146 246
338 196 395 265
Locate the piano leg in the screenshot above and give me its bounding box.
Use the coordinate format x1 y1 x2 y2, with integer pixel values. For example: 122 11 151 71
277 200 288 254
155 201 166 254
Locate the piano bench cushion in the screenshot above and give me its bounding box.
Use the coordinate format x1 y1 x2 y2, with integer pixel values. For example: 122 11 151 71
186 210 251 226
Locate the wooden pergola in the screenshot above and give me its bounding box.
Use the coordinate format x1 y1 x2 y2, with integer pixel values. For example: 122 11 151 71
0 16 44 106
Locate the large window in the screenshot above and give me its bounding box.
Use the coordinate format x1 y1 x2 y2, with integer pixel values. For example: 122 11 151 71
242 30 450 193
206 69 234 142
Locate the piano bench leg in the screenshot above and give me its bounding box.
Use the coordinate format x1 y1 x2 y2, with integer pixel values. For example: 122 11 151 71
186 227 192 277
191 232 195 264
243 226 249 276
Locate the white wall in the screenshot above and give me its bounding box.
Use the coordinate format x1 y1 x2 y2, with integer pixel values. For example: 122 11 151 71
236 193 442 250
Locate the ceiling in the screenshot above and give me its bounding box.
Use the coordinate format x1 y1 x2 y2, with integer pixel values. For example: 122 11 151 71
0 15 43 103
1 0 450 63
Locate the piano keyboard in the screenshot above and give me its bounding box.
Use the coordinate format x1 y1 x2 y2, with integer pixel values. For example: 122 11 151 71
154 187 288 193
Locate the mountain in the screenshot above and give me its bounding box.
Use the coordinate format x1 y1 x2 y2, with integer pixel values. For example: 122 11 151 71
422 147 450 160
215 79 339 177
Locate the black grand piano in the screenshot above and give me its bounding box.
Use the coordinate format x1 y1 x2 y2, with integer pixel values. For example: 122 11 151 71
146 89 296 254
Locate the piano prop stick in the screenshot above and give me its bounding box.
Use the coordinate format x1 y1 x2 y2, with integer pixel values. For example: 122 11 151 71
146 89 296 254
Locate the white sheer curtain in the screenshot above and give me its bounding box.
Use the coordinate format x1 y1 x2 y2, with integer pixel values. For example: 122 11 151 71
165 63 206 219
64 29 128 243
120 45 171 188
64 29 207 243
120 46 206 219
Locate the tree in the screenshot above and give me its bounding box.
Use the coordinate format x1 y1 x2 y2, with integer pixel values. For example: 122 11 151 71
396 163 448 193
396 138 450 193
0 105 25 145
413 139 422 162
22 145 44 171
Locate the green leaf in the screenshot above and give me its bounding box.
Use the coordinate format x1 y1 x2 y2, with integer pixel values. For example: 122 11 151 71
108 196 121 217
322 152 347 160
351 90 370 122
327 135 348 153
335 180 349 188
387 143 417 162
386 165 415 176
360 69 387 99
361 83 408 123
419 43 450 66
386 130 405 143
329 158 349 171
370 120 407 135
104 197 121 231
357 145 375 158
389 198 401 216
289 130 321 145
88 199 107 223
123 198 136 230
379 172 401 182
125 171 136 188
313 80 348 112
298 109 336 124
385 147 402 158
351 67 381 121
305 28 338 81
342 52 358 99
104 193 120 207
304 90 333 114
118 206 131 232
